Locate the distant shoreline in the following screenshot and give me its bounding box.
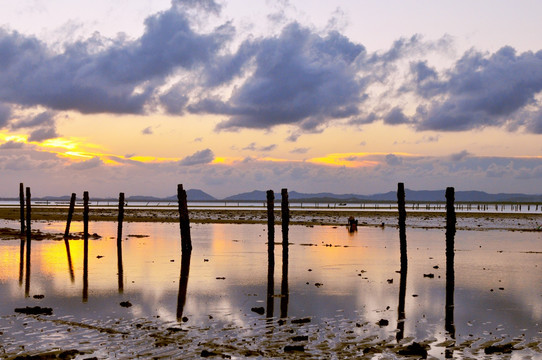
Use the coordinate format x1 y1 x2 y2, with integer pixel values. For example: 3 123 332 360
1 206 542 232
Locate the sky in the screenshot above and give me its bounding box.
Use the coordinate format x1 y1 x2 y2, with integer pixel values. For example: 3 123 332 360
1 0 542 199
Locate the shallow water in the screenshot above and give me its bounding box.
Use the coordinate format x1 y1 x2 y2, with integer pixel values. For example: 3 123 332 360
1 220 542 358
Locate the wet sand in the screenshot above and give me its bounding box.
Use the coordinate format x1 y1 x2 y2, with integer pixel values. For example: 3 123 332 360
1 206 542 231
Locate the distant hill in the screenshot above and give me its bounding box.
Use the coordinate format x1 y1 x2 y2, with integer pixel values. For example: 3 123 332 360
3 188 542 203
222 189 542 203
164 189 217 201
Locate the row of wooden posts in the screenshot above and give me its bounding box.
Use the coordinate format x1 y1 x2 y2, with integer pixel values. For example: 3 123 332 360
17 182 457 257
17 182 457 344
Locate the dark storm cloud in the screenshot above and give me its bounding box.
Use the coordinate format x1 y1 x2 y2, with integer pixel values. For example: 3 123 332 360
0 103 11 127
242 142 277 152
412 47 542 132
0 140 24 149
191 23 368 132
179 148 214 166
383 107 411 125
0 2 231 114
28 127 58 142
450 150 470 161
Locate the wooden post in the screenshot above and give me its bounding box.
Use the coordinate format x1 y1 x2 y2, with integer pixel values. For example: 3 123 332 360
266 190 275 318
281 188 289 241
396 183 408 342
280 188 289 318
177 184 192 253
117 192 125 293
117 192 125 244
445 187 456 338
83 191 89 302
64 193 76 239
19 183 25 235
24 187 31 297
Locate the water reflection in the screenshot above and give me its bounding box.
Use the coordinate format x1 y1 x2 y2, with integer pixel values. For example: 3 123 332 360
396 227 407 342
176 251 191 321
18 238 24 286
64 238 75 283
1 221 542 358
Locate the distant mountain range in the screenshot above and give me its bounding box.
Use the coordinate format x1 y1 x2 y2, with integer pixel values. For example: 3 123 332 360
5 188 542 203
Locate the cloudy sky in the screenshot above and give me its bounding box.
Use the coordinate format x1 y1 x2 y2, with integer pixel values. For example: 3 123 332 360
1 0 542 198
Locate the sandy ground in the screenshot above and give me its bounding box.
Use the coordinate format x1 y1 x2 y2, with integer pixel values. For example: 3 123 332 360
1 206 542 232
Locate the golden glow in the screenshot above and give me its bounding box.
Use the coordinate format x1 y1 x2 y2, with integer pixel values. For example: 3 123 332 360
309 152 380 168
211 156 244 165
0 133 27 143
41 138 78 150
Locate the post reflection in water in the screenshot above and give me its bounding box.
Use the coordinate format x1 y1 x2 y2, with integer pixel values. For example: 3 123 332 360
18 238 24 287
280 236 289 319
396 226 407 342
117 237 124 294
83 242 88 303
64 238 75 283
176 251 191 321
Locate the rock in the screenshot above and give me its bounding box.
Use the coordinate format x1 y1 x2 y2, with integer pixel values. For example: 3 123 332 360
216 277 226 280
120 301 132 308
387 279 393 284
377 319 389 327
33 294 45 299
251 307 265 315
291 317 311 324
398 342 428 358
284 345 305 352
314 283 323 287
423 273 435 278
484 343 515 354
14 306 53 315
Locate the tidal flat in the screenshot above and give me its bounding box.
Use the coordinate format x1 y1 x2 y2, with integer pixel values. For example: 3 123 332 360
1 210 542 359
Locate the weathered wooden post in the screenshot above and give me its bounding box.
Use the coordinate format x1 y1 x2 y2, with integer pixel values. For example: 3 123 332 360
24 187 31 297
445 187 456 338
177 184 192 253
117 192 125 293
64 193 76 239
281 188 289 241
266 190 275 318
396 182 408 342
19 183 25 235
83 191 89 302
280 188 289 318
117 192 125 244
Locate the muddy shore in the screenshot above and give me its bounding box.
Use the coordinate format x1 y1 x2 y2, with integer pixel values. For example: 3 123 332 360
1 206 541 231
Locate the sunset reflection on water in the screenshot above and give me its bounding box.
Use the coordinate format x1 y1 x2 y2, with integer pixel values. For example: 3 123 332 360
1 220 542 357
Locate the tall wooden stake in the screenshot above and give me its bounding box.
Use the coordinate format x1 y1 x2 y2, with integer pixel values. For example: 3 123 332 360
266 190 275 318
64 193 76 239
280 188 289 318
396 182 408 341
19 183 25 235
83 191 89 302
177 184 192 253
117 192 125 244
445 187 456 339
25 187 31 297
117 192 125 293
